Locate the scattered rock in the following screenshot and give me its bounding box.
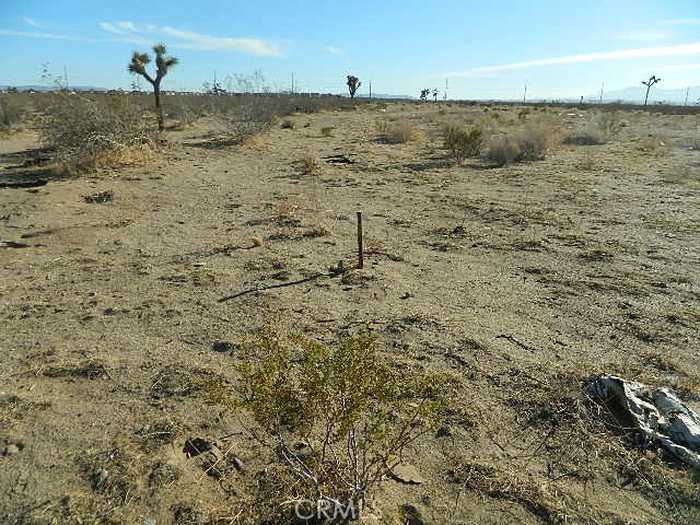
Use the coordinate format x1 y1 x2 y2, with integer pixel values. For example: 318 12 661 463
231 456 245 472
92 468 109 490
400 292 414 300
0 240 30 249
436 425 452 438
400 504 426 525
83 190 113 204
211 340 236 353
391 463 424 485
183 437 213 458
2 443 22 457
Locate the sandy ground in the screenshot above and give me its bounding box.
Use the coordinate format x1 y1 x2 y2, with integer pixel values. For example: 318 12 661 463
1 102 699 524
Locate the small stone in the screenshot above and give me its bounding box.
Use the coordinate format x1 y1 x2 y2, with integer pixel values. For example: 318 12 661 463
3 444 21 456
436 425 452 438
93 468 109 490
391 464 424 485
231 456 245 472
211 340 235 353
400 292 414 300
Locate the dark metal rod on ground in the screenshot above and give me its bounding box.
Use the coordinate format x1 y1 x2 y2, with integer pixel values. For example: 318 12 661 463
357 211 364 269
218 273 325 302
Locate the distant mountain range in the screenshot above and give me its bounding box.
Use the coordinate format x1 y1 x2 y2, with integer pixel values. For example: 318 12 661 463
0 85 107 92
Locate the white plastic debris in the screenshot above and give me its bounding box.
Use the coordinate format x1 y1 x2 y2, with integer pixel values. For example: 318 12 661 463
588 375 700 469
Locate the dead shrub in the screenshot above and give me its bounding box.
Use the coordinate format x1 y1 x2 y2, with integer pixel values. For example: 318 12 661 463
483 125 548 166
40 93 155 171
0 95 23 130
320 126 334 137
517 125 548 160
299 153 321 176
482 134 521 166
564 126 606 145
443 123 483 161
378 119 420 144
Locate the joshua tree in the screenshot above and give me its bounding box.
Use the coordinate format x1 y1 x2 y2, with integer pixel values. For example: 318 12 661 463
432 88 439 102
642 75 661 107
128 43 178 130
346 75 361 99
419 88 430 101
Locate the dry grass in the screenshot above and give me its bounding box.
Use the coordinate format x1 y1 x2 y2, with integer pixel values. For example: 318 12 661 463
377 118 421 144
298 152 321 176
483 125 549 166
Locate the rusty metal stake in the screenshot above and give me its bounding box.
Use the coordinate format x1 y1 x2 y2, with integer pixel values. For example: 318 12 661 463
356 211 364 269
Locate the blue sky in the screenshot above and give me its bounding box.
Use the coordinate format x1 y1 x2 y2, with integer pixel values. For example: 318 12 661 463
0 0 699 99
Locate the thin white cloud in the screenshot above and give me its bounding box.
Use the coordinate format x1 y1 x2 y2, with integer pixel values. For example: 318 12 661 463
98 21 281 56
616 30 671 42
0 29 87 41
23 17 41 28
324 46 344 55
658 63 700 72
665 18 700 26
448 42 700 77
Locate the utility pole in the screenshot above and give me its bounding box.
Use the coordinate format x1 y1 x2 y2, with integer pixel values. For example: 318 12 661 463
444 78 448 101
685 87 690 106
599 82 604 104
291 72 294 94
369 80 372 99
523 82 528 103
63 66 68 90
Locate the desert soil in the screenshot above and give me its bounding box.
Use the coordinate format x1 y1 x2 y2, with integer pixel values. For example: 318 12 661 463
1 102 699 524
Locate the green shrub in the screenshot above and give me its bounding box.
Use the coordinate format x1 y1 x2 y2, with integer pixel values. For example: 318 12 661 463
236 329 448 519
443 123 483 161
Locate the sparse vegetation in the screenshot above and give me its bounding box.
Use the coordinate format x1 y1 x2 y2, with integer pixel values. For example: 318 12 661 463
483 125 548 166
235 329 448 519
40 93 155 171
443 123 483 161
321 126 334 137
0 96 23 131
377 118 420 143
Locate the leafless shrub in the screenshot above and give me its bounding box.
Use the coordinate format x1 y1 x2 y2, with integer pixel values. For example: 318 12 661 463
483 134 521 166
40 93 155 171
483 125 548 166
564 126 606 145
0 95 23 130
378 119 420 144
299 152 321 176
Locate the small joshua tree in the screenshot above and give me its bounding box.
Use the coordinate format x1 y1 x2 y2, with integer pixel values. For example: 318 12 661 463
642 75 661 107
432 88 439 102
128 43 178 130
346 75 361 99
419 88 430 102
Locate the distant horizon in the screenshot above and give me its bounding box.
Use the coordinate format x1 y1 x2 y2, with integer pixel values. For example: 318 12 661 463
2 82 698 106
1 0 699 101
